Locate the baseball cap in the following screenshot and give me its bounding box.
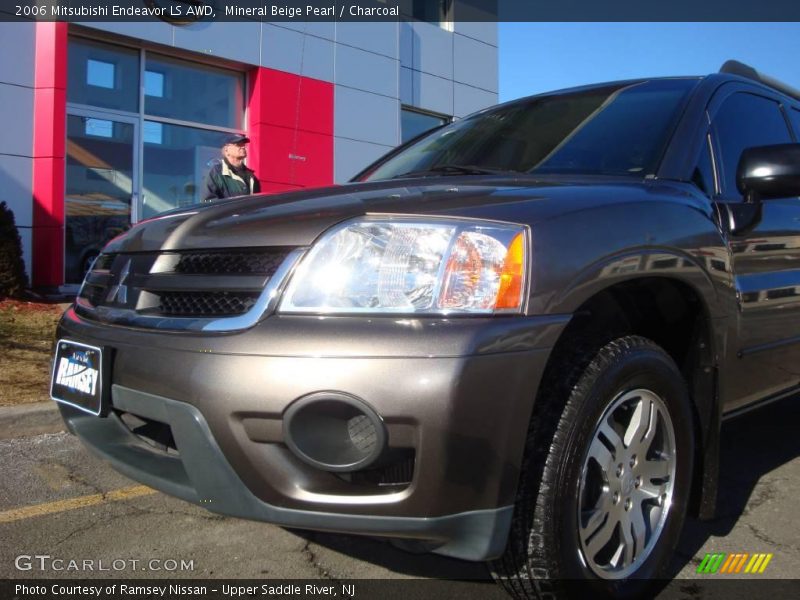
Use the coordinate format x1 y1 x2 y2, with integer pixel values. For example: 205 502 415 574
223 134 250 145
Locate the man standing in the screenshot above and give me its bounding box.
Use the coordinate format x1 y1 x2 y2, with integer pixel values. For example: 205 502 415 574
202 134 261 201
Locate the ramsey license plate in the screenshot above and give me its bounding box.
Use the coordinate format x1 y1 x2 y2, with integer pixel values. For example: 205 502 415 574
51 340 104 415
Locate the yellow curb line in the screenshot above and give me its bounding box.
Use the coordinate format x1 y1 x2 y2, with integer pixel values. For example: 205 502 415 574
0 485 156 524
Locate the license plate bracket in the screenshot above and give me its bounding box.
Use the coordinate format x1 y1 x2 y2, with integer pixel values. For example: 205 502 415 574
51 339 106 416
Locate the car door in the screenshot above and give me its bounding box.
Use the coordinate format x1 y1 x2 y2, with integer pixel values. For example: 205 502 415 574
708 85 800 412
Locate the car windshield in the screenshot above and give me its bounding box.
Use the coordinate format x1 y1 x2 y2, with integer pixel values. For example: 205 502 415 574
360 79 697 182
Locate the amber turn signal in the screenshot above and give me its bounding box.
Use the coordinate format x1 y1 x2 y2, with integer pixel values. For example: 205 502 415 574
495 232 526 310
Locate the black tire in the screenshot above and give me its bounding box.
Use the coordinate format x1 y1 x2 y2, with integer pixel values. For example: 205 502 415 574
490 336 694 600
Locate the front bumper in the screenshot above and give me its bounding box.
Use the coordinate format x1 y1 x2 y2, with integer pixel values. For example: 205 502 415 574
56 307 568 560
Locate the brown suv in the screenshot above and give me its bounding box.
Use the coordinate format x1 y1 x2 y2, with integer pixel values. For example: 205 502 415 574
52 62 800 598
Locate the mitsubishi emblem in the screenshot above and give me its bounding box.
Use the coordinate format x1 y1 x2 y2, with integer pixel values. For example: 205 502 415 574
106 259 132 304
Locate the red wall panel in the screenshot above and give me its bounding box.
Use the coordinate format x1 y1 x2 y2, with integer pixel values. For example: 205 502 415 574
297 77 334 136
250 124 333 187
31 88 66 159
32 22 67 287
292 129 334 187
249 68 301 130
247 67 334 193
250 124 294 184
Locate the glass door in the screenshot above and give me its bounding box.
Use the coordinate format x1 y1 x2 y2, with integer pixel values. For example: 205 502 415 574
65 112 139 284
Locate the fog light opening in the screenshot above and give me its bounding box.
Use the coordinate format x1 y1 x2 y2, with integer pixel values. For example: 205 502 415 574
283 393 386 472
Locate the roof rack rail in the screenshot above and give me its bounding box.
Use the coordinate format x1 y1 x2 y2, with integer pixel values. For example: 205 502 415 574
720 60 800 102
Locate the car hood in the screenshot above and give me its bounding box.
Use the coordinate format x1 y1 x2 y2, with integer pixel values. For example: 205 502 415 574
104 176 681 253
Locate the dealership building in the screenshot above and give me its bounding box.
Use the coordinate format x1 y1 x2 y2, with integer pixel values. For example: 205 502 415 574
0 14 497 288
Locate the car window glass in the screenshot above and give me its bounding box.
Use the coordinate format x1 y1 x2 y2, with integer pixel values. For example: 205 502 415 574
691 135 715 196
711 93 792 200
362 79 696 181
789 108 800 139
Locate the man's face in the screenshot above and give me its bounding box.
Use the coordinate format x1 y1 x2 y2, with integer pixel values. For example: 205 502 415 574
223 142 248 162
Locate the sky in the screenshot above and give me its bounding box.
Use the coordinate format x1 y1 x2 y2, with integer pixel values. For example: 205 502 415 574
499 23 800 102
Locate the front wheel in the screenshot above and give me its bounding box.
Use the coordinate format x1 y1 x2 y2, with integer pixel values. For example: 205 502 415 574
491 336 695 599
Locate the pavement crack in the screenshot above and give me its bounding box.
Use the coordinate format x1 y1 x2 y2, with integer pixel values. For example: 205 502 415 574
41 458 107 497
745 523 788 550
51 521 101 548
298 537 352 594
300 537 333 580
51 510 136 548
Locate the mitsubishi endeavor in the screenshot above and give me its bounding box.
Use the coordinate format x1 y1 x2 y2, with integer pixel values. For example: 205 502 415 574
52 61 800 598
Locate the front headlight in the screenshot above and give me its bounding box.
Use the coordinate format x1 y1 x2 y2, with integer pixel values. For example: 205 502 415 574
279 217 528 315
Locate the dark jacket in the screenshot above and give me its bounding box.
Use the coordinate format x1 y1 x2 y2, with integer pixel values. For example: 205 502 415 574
202 159 261 201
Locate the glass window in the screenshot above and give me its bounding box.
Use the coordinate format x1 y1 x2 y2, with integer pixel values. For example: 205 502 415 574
68 38 139 112
712 93 792 199
144 55 244 129
691 135 716 196
144 70 165 98
142 122 231 219
84 118 114 138
401 109 448 143
143 121 163 145
87 59 115 89
65 115 134 283
364 79 696 182
66 38 249 229
789 108 800 139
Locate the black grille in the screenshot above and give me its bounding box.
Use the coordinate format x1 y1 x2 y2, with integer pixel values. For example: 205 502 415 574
345 450 416 488
174 250 288 275
158 291 260 316
80 283 108 306
77 247 294 323
93 254 114 270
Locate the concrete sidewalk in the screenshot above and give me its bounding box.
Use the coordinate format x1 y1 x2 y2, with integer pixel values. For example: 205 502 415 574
0 401 63 440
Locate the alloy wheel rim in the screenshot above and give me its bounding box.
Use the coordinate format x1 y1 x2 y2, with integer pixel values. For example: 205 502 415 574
577 388 677 579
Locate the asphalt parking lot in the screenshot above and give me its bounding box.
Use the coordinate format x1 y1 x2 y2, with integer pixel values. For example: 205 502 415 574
1 395 798 596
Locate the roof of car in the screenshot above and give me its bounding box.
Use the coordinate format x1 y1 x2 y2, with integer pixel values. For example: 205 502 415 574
483 62 799 119
479 77 702 117
718 60 800 102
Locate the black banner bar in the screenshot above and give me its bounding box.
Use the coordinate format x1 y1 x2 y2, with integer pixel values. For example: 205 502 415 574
4 0 800 23
3 579 800 600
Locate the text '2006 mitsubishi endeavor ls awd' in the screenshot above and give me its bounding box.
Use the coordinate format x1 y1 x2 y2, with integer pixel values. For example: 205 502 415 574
51 61 800 598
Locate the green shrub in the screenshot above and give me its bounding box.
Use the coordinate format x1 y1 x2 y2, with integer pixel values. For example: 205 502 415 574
0 201 29 299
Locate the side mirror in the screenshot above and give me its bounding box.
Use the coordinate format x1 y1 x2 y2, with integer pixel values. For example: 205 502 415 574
737 143 800 202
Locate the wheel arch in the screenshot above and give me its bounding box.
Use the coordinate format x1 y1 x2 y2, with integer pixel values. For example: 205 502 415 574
536 274 722 519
